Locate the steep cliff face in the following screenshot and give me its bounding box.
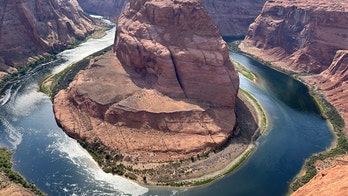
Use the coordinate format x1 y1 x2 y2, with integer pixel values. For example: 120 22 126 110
78 0 128 20
303 50 348 130
292 156 348 196
202 0 265 37
54 0 239 164
240 0 348 129
77 0 265 37
115 0 239 106
242 0 348 73
240 1 348 194
0 0 97 77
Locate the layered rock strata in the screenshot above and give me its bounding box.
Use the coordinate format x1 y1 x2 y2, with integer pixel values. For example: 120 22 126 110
0 0 97 78
241 0 348 131
239 0 348 194
292 156 348 196
54 0 239 163
77 0 265 37
242 0 348 73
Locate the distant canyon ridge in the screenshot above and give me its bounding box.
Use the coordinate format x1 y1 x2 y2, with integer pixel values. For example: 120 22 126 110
241 0 348 134
77 0 266 37
240 0 348 195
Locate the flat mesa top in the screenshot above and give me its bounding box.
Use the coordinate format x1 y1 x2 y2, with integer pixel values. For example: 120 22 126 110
117 89 204 113
75 51 203 113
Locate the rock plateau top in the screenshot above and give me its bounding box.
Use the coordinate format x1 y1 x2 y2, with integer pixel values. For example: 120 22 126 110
54 0 239 169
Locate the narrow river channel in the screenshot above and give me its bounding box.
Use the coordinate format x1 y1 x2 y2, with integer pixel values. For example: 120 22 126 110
0 27 333 195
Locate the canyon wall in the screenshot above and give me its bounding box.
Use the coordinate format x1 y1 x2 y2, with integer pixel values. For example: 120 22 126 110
77 0 265 37
202 0 265 37
0 0 97 78
240 0 348 194
78 0 129 20
241 0 348 132
54 0 239 164
242 0 348 73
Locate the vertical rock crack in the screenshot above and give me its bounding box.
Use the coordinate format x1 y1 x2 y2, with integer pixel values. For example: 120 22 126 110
169 50 188 98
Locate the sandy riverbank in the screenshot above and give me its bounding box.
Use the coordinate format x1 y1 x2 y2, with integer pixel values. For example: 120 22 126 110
119 89 266 187
46 48 266 186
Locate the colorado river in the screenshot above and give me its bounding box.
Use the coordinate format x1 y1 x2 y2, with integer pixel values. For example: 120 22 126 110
0 27 333 195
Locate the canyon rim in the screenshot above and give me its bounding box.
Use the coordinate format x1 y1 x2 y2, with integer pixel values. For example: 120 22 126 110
52 0 263 185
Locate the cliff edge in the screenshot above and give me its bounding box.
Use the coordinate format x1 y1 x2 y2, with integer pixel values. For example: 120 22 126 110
54 0 242 184
239 0 348 194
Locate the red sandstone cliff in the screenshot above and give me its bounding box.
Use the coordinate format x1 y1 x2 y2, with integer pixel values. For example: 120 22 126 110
54 0 239 164
292 156 348 196
242 0 348 73
240 0 348 195
241 0 348 132
0 0 97 78
77 0 265 37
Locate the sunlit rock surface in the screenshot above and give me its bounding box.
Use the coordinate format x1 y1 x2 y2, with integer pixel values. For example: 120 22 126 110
240 1 348 194
0 0 97 78
54 0 239 163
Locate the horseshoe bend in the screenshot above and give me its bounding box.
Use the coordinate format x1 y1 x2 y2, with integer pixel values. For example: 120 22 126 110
53 0 261 185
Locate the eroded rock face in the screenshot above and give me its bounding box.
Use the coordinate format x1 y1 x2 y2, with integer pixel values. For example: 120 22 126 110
291 156 348 196
54 52 237 163
115 0 239 107
242 0 348 73
303 50 348 133
240 0 348 131
240 1 348 194
54 0 239 163
0 0 97 77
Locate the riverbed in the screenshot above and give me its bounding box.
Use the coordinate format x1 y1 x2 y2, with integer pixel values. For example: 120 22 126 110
0 28 333 195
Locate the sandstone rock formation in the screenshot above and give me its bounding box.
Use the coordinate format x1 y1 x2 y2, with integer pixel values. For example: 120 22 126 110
242 0 348 73
77 0 265 37
54 0 239 164
202 0 265 37
0 0 97 78
115 0 239 106
241 0 348 132
292 156 348 196
303 50 348 131
239 0 348 194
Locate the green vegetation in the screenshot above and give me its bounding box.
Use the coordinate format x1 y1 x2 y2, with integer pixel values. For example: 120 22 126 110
0 148 45 195
232 59 256 81
223 147 254 175
226 40 242 53
227 41 348 192
41 45 113 99
0 55 56 93
290 91 347 191
78 139 137 181
240 88 267 134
